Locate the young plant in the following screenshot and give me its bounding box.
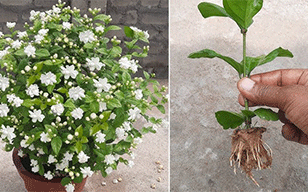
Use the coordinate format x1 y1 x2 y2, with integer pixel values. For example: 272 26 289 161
188 0 293 186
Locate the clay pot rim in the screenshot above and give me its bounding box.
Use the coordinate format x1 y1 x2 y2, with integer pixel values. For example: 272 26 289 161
12 148 64 183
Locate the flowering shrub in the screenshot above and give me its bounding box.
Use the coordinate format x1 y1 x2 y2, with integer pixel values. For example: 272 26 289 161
0 1 167 191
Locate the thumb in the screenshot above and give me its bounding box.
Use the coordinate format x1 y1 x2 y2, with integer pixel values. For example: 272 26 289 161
237 77 283 108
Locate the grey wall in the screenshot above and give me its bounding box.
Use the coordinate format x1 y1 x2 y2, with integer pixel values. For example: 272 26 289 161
0 0 168 78
171 0 308 191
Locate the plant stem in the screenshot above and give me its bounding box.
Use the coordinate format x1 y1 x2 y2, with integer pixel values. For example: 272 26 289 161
241 29 251 128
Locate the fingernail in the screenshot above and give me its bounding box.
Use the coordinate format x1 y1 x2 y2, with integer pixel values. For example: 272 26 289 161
240 78 255 91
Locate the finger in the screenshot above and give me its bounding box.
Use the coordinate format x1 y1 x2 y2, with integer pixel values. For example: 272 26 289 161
281 124 308 145
250 69 308 86
278 110 291 124
237 77 285 108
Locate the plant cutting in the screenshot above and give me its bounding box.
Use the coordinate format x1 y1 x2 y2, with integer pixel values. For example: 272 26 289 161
0 1 168 191
188 0 293 186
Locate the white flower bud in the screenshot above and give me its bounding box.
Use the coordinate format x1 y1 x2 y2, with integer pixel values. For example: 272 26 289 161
43 92 49 97
67 134 73 140
75 132 79 136
33 66 37 70
25 66 31 72
56 117 61 122
90 113 97 119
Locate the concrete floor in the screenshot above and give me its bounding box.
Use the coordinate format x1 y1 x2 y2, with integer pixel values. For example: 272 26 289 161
0 79 168 192
170 0 308 191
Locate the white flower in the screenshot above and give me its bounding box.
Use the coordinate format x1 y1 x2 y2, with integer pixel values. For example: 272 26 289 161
95 26 105 32
26 84 40 98
122 122 131 131
86 57 104 71
41 72 57 86
79 30 96 43
115 128 125 138
18 149 24 157
80 167 94 178
17 31 28 38
38 148 45 155
71 107 84 120
0 74 9 91
20 139 29 148
1 125 16 143
65 183 75 192
29 109 45 123
40 132 50 143
24 44 36 57
6 22 16 28
38 29 49 36
44 171 53 180
34 34 44 43
7 94 23 107
0 47 9 60
68 86 85 100
0 32 3 37
130 60 138 73
119 57 139 73
130 26 142 33
134 89 143 100
144 31 150 39
63 22 72 30
128 107 141 120
78 151 90 163
48 155 57 164
104 154 115 165
32 165 39 173
119 57 131 69
52 6 61 14
93 78 111 92
133 137 143 145
56 160 69 171
11 40 22 49
0 104 9 117
28 144 35 151
99 102 107 112
30 159 38 166
51 103 64 115
30 10 40 21
109 113 116 120
128 160 134 168
95 132 106 143
61 65 78 79
105 167 113 175
63 151 74 162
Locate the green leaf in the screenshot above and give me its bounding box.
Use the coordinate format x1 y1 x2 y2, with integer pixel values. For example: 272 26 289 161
254 108 279 121
22 99 34 107
51 136 62 155
157 105 165 114
90 102 100 113
215 110 245 129
124 26 134 38
241 109 256 119
198 2 229 18
75 141 82 153
107 98 122 109
57 87 68 94
61 177 71 186
93 14 109 21
223 0 263 30
90 122 108 136
188 49 243 75
143 71 150 79
244 47 293 75
36 49 50 58
110 46 122 56
105 25 121 33
76 125 83 138
73 174 83 184
14 49 26 57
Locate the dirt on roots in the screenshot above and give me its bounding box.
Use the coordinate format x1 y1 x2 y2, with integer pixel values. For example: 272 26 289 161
230 127 272 186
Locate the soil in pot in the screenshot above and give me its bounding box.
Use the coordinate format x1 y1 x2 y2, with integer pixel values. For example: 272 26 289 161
12 148 87 192
229 127 272 186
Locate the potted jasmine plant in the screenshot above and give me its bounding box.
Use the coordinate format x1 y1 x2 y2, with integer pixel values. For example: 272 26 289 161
0 1 167 191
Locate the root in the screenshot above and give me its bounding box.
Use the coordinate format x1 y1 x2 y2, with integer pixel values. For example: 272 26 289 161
229 127 272 186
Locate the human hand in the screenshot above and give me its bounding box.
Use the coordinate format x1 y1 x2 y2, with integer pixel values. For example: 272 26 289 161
237 69 308 145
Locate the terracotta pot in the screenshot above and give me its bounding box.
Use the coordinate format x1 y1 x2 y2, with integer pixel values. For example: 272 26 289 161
12 148 87 192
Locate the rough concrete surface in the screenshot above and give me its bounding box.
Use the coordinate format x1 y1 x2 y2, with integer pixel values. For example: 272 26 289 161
0 80 168 192
170 0 308 191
